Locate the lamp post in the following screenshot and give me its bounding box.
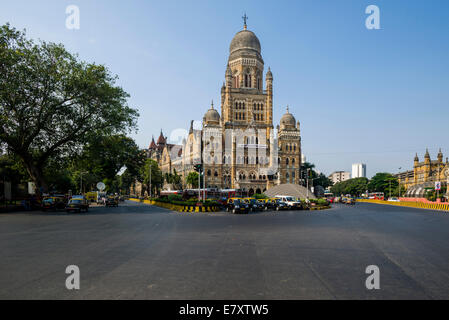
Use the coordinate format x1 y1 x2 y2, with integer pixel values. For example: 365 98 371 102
149 164 152 198
80 171 88 195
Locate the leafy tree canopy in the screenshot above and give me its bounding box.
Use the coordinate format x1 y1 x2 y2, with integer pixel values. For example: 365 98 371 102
0 24 139 194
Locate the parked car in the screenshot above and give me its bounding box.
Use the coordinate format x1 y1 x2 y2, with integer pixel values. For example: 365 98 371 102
260 198 277 211
388 197 400 202
275 195 302 210
342 197 355 205
273 198 289 211
42 196 67 211
106 196 119 207
66 196 89 213
225 198 249 214
243 198 264 212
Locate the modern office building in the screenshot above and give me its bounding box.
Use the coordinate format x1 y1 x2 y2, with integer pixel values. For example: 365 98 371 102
352 163 366 178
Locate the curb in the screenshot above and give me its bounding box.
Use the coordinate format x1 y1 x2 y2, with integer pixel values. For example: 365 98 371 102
356 199 449 212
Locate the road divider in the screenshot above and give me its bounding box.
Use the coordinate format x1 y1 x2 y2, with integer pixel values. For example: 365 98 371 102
356 199 449 212
129 198 220 213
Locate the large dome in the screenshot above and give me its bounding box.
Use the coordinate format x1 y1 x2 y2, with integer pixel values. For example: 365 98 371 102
229 30 261 55
204 104 220 125
280 107 296 130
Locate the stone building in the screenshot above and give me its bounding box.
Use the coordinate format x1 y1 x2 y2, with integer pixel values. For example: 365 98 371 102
397 149 449 197
147 20 303 196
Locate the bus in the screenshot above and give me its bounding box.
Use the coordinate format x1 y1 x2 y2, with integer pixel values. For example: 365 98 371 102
324 192 335 203
368 192 384 200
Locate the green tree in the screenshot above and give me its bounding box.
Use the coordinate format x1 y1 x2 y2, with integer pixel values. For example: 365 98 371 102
331 177 369 196
368 173 399 197
0 24 138 196
300 162 332 189
141 159 163 196
186 171 199 188
76 135 145 190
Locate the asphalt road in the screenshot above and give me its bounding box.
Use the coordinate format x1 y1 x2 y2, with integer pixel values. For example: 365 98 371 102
1 201 449 300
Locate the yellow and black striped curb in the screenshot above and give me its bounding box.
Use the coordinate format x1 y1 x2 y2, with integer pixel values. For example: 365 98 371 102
310 206 331 211
356 199 449 212
129 198 219 213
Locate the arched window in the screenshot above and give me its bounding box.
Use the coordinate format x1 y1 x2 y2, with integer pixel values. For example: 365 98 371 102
286 158 289 165
278 158 281 165
292 158 296 165
207 170 211 176
286 173 290 179
256 137 258 144
214 171 218 177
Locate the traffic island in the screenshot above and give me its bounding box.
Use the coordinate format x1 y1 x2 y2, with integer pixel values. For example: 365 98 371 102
129 198 220 213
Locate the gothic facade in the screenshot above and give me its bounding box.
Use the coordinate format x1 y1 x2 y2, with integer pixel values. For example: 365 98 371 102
148 22 302 195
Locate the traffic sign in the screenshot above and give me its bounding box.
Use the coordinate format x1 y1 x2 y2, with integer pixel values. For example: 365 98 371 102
435 181 441 191
97 182 106 191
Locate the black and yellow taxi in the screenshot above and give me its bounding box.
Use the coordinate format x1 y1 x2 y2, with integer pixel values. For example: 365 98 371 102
66 196 89 213
42 195 66 211
225 198 249 214
106 195 119 207
243 198 264 212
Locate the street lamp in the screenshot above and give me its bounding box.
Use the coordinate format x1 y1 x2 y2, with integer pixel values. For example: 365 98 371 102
80 171 88 195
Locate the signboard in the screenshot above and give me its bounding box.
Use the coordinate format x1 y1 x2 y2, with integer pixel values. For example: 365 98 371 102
96 182 106 191
435 181 441 191
28 182 36 195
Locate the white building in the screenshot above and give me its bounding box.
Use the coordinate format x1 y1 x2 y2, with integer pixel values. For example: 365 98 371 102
352 163 366 178
329 171 351 184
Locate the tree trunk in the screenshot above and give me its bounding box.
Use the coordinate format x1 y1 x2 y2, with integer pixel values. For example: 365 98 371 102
24 162 48 199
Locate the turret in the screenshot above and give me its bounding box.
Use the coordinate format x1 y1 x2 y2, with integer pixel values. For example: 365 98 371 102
266 67 273 128
438 148 443 163
424 148 431 164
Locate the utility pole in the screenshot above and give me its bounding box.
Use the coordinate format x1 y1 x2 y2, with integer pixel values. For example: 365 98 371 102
149 164 152 198
80 171 88 195
306 168 310 199
198 169 201 202
203 169 206 203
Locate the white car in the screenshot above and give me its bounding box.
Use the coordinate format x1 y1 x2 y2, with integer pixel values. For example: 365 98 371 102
387 197 400 202
275 195 302 210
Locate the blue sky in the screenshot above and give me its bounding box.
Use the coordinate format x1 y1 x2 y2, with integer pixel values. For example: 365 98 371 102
1 0 448 177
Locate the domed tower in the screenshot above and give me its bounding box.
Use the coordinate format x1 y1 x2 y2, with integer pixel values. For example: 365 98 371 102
203 101 221 127
222 18 273 135
203 101 223 189
278 106 302 185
